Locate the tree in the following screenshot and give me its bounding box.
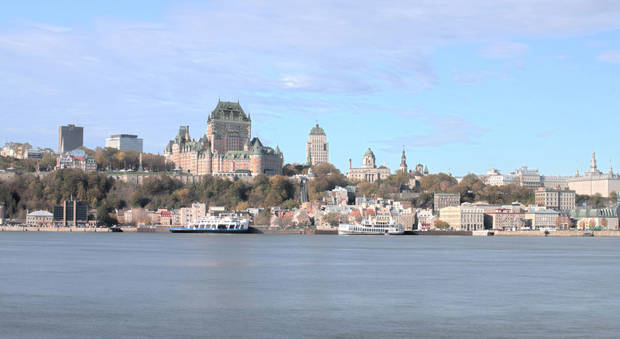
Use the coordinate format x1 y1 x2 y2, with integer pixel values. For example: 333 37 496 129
322 212 345 227
434 219 450 230
419 173 457 193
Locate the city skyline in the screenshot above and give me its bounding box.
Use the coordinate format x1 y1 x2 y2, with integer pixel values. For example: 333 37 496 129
1 1 620 175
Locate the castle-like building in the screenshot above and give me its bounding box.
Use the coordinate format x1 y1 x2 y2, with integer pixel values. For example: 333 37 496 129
306 123 329 166
164 100 283 176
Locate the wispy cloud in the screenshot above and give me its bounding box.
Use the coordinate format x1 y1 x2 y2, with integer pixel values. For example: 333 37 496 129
1 0 620 153
481 42 529 59
377 111 488 149
597 50 620 63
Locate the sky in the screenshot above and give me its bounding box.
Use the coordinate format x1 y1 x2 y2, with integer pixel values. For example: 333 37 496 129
1 0 619 176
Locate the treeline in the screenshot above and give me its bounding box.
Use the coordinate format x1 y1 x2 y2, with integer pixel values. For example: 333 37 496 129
129 174 300 211
82 147 173 172
2 166 615 226
0 169 302 224
0 169 114 220
352 172 536 208
0 153 57 172
0 147 172 173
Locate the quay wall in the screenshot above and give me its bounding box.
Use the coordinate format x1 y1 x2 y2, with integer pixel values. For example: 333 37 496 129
494 230 620 237
0 226 112 232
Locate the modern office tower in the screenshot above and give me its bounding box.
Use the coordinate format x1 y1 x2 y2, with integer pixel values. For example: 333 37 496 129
0 203 5 225
58 124 84 153
105 134 144 152
53 200 88 226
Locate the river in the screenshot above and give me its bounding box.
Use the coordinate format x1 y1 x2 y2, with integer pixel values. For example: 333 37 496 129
1 233 619 338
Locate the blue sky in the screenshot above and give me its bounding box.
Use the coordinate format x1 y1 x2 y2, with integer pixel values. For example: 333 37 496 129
1 1 619 176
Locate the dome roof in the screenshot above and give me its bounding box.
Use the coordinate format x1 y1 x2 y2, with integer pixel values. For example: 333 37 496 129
310 124 325 135
364 148 375 158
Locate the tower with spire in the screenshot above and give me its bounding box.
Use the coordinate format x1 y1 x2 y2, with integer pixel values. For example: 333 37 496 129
586 151 602 176
399 147 408 174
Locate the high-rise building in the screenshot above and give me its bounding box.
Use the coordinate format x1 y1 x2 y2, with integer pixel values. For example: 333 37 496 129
105 134 143 152
58 124 84 153
305 124 328 166
0 203 6 225
53 200 88 226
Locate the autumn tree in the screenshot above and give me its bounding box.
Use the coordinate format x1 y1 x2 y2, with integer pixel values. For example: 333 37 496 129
434 219 450 230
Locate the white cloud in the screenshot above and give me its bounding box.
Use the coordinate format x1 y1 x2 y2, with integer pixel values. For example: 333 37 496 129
597 50 620 63
1 0 620 151
481 42 529 59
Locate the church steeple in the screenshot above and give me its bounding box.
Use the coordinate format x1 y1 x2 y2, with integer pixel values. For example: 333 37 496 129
400 147 408 173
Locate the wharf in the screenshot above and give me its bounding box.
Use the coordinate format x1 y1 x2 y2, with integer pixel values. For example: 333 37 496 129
0 226 137 232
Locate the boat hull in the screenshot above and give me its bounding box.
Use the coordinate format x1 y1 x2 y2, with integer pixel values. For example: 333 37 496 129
169 228 250 233
338 230 405 235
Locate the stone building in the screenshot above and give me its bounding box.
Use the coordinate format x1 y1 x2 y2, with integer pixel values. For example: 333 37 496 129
524 209 559 230
568 152 620 198
305 124 328 166
485 208 525 230
439 204 484 231
346 148 390 183
164 100 283 176
434 192 460 213
535 187 575 212
26 210 54 226
0 142 31 159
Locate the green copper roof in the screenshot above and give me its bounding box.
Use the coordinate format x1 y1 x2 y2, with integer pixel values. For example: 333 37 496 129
364 148 375 158
310 124 325 135
209 100 250 122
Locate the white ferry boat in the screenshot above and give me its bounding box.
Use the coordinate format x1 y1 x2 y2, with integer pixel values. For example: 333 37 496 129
169 215 250 233
338 218 404 235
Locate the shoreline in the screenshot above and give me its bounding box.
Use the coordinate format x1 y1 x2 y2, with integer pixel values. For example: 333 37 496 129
2 225 620 237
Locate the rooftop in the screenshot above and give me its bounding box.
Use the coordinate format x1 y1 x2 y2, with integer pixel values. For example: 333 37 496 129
310 124 326 135
209 100 250 122
27 210 53 217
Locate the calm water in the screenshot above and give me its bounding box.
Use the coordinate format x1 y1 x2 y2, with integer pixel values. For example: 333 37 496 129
1 233 619 338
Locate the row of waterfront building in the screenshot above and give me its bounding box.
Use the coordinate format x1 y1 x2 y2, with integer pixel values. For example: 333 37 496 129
482 152 620 197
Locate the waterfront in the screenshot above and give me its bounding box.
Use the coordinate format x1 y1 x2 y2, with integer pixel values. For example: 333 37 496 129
1 233 620 338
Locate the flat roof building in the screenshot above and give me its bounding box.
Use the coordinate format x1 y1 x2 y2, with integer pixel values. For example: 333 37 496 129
105 134 143 153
